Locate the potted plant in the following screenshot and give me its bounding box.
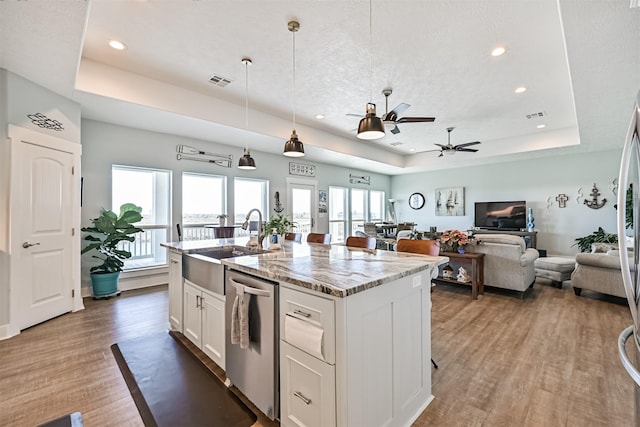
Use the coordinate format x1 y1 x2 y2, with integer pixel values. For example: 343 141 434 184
217 213 228 227
81 203 144 298
266 214 296 238
439 229 473 253
572 227 618 253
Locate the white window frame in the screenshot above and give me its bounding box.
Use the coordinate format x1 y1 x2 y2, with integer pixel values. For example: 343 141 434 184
329 186 348 243
234 177 269 237
182 172 227 241
112 165 172 270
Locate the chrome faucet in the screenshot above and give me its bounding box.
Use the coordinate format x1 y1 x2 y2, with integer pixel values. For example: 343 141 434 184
242 208 265 247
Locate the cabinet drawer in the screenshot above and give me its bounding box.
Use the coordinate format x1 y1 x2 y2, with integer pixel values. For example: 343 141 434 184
280 286 335 364
280 341 336 427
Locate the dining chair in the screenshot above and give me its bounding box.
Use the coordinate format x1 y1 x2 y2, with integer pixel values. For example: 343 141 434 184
284 232 302 242
345 236 377 249
306 232 331 244
396 238 440 369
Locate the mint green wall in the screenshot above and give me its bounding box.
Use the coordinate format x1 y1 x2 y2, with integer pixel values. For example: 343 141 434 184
80 119 391 287
390 149 623 256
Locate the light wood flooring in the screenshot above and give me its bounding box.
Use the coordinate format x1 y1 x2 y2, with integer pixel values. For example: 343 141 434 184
0 280 636 426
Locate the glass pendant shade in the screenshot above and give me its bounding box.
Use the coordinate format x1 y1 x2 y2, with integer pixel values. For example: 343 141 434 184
283 129 305 157
238 148 256 169
357 103 385 140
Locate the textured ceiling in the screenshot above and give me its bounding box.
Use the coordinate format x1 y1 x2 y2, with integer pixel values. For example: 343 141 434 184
1 0 638 174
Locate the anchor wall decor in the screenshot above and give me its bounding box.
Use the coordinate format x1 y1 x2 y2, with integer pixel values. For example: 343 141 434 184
584 183 607 209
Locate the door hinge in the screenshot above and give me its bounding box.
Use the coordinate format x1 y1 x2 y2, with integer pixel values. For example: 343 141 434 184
71 166 75 175
72 228 75 236
72 289 75 298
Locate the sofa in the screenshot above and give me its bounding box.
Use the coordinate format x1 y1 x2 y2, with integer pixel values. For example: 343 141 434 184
571 243 632 299
472 234 539 297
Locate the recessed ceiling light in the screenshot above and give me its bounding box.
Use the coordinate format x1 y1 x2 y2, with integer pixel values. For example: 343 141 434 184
315 114 324 119
109 39 127 50
537 124 546 129
515 86 527 94
491 46 507 57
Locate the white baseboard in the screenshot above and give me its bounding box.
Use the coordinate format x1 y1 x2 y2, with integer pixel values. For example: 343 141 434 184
82 270 169 297
0 323 19 341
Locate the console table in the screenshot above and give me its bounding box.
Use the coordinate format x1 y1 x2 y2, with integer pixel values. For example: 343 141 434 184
435 252 485 299
470 229 537 249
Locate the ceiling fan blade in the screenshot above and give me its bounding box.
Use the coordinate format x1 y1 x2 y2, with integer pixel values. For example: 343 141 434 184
455 141 481 148
389 103 410 117
434 143 448 149
396 116 436 123
456 148 479 152
390 125 400 134
346 113 363 118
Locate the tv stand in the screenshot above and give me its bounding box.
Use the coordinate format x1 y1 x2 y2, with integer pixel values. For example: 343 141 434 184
470 229 537 249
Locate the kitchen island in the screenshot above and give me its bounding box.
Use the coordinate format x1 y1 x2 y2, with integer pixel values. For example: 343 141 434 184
162 238 447 427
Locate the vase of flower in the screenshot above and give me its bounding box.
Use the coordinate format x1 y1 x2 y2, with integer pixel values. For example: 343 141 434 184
439 229 473 254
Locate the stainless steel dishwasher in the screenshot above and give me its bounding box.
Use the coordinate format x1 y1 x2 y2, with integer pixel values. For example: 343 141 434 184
225 268 279 420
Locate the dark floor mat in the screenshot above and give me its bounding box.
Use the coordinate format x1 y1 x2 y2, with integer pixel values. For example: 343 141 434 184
111 332 256 427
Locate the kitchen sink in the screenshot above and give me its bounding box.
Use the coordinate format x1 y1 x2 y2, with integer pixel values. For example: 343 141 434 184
182 246 267 295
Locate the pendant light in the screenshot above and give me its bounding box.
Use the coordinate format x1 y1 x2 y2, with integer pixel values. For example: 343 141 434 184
238 57 257 170
357 0 385 140
283 20 305 157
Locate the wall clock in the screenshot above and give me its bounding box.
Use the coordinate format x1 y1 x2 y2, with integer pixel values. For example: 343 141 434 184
409 192 425 210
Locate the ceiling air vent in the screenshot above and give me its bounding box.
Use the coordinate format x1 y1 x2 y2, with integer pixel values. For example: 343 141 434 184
208 74 232 87
526 111 546 120
390 142 403 146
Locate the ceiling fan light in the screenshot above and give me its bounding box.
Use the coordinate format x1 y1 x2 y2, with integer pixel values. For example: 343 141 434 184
238 148 257 170
284 130 305 157
357 103 385 140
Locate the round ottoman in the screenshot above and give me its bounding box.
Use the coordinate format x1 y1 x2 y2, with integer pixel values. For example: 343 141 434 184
534 256 576 288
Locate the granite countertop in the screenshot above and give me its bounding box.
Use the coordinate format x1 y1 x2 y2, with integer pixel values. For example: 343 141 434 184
162 239 448 298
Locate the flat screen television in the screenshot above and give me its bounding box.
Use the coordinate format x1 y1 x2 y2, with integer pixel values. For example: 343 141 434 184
474 201 526 231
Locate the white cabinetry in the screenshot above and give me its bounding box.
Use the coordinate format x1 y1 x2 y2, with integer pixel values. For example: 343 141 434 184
183 280 225 369
168 250 183 332
280 269 433 427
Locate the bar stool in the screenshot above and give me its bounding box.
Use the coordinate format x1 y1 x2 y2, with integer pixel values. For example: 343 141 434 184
345 236 377 249
284 232 302 242
307 233 331 244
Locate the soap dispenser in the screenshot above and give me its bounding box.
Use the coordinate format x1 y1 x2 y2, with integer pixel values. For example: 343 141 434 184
269 228 281 249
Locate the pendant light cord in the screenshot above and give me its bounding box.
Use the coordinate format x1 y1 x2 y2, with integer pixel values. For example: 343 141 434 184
368 0 373 104
292 27 297 131
245 61 249 132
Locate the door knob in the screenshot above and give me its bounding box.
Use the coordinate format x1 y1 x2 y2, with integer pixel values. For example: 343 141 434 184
22 242 40 248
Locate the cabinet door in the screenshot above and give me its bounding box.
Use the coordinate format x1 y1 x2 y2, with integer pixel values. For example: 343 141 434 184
183 281 202 348
168 251 183 332
280 341 336 427
201 289 225 370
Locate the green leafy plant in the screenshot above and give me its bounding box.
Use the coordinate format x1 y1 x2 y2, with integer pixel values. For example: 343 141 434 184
81 203 144 273
217 214 228 219
614 184 634 229
572 227 618 253
266 214 296 236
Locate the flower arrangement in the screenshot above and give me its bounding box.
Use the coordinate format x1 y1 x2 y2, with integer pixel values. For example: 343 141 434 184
439 229 473 253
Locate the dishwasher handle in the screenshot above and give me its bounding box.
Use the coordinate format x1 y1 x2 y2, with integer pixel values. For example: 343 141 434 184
228 277 272 297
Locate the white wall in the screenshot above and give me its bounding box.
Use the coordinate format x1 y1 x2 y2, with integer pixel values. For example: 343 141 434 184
80 119 391 288
390 149 623 256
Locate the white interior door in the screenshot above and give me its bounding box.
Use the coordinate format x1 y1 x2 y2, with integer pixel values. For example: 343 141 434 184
287 178 317 234
9 125 80 334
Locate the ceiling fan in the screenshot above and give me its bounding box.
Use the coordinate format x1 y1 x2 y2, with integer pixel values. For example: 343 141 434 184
346 88 435 135
380 88 435 134
424 127 481 157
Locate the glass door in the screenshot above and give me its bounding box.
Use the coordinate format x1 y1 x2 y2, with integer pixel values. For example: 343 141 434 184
287 178 317 234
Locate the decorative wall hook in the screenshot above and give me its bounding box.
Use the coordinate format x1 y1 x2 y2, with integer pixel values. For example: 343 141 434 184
546 196 552 211
610 178 618 195
576 187 583 204
584 183 607 209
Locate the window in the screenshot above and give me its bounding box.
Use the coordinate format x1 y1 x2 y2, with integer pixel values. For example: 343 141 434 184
182 172 226 241
369 190 385 222
350 188 368 236
112 165 171 269
329 186 347 243
234 177 268 237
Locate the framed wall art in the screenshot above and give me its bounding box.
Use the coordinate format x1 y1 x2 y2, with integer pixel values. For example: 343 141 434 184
435 187 465 216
